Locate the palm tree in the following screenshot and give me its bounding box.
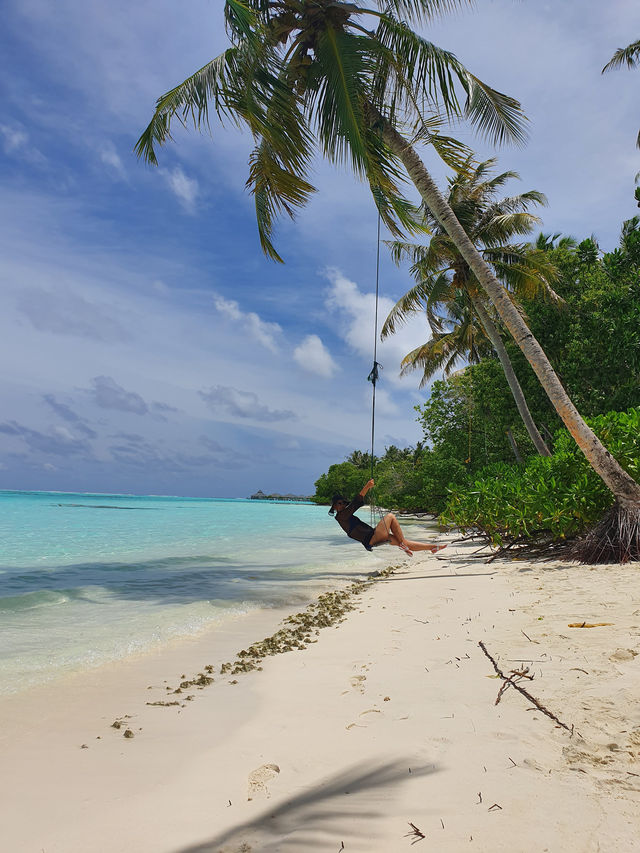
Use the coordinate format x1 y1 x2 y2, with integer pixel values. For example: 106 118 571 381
382 158 557 456
137 0 640 560
603 39 640 148
534 232 577 252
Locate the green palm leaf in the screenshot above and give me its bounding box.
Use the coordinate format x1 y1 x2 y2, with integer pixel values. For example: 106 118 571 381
602 39 640 71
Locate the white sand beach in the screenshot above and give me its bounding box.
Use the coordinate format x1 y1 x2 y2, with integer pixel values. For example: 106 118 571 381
2 535 640 852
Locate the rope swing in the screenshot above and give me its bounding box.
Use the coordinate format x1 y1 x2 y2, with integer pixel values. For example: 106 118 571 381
367 212 383 525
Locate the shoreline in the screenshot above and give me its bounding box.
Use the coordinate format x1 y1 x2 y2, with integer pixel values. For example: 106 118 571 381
2 535 640 851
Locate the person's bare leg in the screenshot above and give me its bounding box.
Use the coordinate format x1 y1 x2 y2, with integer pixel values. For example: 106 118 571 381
387 534 446 553
370 513 447 555
396 537 447 553
370 513 413 554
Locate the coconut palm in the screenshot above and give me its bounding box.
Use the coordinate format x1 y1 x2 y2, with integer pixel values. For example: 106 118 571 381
382 158 557 456
603 39 640 148
137 0 640 560
534 232 578 252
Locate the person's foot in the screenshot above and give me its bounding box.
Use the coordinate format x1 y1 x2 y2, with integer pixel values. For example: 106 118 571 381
398 541 413 556
429 544 447 554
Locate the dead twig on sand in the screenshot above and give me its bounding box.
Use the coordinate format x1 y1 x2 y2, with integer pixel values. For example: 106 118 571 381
405 822 426 844
478 641 573 734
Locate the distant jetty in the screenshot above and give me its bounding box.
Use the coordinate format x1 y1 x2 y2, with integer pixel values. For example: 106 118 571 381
249 490 312 502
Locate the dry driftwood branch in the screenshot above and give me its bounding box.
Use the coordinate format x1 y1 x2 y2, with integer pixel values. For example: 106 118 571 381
478 641 573 734
405 821 426 843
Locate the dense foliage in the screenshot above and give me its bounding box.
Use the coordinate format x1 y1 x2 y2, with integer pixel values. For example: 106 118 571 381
441 407 640 544
314 214 640 524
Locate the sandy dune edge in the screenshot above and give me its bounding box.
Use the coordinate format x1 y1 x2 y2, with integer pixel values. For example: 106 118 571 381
2 538 640 852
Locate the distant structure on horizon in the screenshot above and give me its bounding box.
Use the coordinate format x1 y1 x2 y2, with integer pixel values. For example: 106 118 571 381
249 489 312 502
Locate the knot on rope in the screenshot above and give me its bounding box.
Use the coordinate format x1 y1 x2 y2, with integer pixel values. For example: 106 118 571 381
367 361 383 386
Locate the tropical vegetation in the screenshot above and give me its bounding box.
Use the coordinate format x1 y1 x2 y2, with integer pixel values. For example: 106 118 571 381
381 157 558 456
441 407 640 562
314 215 640 557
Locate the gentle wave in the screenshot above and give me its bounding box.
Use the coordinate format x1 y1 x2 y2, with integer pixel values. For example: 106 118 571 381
0 589 71 612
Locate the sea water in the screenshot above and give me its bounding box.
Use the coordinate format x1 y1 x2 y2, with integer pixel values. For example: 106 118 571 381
0 490 398 694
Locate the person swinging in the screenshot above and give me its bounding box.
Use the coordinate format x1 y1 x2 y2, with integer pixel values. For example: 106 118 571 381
329 479 447 557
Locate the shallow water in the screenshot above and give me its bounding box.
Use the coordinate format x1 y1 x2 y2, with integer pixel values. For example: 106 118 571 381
0 490 406 693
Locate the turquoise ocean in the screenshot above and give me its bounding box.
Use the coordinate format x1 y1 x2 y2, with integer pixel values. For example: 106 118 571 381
0 490 396 695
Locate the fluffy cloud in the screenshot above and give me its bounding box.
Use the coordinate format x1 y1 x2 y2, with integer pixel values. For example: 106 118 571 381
160 166 199 213
89 376 149 415
199 385 297 422
293 334 338 378
213 294 281 353
324 268 430 387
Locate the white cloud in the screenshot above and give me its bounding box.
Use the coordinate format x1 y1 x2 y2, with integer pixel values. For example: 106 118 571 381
52 425 76 441
323 268 430 387
293 334 338 378
0 123 46 165
160 166 199 213
100 143 126 178
0 124 28 152
365 386 399 417
213 294 281 353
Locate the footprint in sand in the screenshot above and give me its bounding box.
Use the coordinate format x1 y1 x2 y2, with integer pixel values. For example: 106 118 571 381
609 648 638 663
346 707 384 730
247 763 280 800
350 674 367 693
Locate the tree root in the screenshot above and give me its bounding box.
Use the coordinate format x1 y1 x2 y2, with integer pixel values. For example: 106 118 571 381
571 501 640 564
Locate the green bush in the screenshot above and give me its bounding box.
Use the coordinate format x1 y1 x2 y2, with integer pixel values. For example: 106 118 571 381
441 407 640 544
313 462 367 505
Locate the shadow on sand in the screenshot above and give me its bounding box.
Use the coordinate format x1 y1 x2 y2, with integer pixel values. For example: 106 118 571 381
174 759 439 852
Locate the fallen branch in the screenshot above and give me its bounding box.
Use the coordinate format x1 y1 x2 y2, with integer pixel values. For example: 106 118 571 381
478 641 573 734
405 822 426 844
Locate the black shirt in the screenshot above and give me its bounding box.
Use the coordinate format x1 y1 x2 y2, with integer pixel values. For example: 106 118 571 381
334 494 375 551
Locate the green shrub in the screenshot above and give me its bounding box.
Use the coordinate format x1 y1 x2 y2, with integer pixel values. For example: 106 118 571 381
441 407 640 544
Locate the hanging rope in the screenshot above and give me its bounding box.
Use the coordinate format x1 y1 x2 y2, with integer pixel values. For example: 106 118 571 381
466 312 473 464
368 212 384 526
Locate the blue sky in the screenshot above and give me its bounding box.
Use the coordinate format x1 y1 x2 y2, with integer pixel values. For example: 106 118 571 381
0 0 638 498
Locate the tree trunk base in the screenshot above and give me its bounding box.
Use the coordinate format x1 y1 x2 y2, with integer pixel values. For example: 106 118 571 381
571 502 640 564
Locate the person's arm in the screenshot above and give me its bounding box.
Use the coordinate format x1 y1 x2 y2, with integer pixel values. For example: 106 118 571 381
359 479 374 498
338 480 373 522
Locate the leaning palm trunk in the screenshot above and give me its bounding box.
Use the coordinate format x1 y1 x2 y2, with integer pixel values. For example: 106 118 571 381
471 296 551 456
377 113 640 560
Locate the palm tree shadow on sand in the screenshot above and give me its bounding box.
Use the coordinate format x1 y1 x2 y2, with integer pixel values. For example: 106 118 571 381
174 759 439 852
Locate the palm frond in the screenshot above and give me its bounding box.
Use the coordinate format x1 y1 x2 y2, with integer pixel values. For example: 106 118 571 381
313 27 370 171
135 49 243 164
373 17 466 120
381 276 438 337
479 211 543 245
225 0 260 42
461 72 528 146
375 0 472 25
400 336 462 385
248 136 316 262
602 39 640 71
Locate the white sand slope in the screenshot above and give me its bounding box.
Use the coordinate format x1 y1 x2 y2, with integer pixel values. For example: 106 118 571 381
2 537 640 852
